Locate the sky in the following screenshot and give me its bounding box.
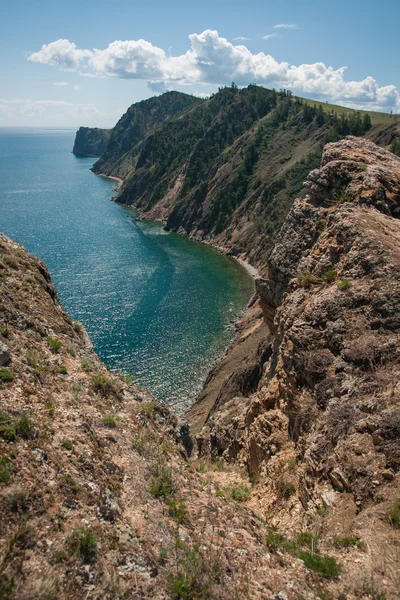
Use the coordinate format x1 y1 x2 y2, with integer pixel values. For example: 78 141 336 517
1 0 400 127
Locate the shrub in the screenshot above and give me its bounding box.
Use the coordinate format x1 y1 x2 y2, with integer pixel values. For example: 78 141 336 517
0 368 13 383
338 278 351 290
387 500 400 528
59 364 67 375
321 269 337 283
298 271 320 289
8 487 29 513
47 338 62 353
299 551 342 578
102 414 119 428
92 373 112 393
150 466 174 498
166 499 189 524
231 485 251 502
132 435 144 454
334 187 353 204
68 528 97 562
45 402 55 417
140 401 157 417
63 475 78 494
15 413 34 439
81 358 92 372
0 458 11 485
62 439 73 451
1 327 9 338
73 321 82 333
0 413 16 441
167 540 222 600
72 383 82 392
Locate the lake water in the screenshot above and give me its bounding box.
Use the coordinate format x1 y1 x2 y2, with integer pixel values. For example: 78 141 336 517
0 128 254 412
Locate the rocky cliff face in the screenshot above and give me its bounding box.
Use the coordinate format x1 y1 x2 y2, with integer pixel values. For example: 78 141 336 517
194 138 400 598
72 127 111 157
0 234 350 600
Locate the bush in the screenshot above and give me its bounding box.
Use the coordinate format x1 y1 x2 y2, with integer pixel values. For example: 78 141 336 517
68 528 97 562
166 499 189 524
47 338 62 353
338 278 351 290
8 487 29 513
167 540 222 600
0 424 16 442
150 466 174 498
276 477 296 500
0 458 11 484
102 414 118 428
321 269 337 283
231 485 251 502
15 413 34 439
0 368 13 383
387 500 400 528
81 358 92 372
299 551 342 578
59 364 67 375
1 327 9 338
73 321 82 333
62 439 73 451
92 373 113 393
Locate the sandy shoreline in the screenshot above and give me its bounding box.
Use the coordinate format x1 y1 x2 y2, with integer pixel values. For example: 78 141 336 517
98 173 123 188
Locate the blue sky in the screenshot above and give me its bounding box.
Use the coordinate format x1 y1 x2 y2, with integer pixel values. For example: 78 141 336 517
1 0 399 126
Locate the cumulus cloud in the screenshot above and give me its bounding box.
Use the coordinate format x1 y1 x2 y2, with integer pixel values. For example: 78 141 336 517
27 30 400 112
273 23 299 29
53 81 68 86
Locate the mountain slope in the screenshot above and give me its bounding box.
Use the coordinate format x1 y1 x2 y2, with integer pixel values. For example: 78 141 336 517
88 86 398 275
72 127 111 157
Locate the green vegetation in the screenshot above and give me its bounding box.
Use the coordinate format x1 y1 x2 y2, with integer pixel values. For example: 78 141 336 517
81 358 93 372
140 401 157 417
387 499 400 528
47 337 62 353
334 187 353 204
59 364 67 375
1 327 9 338
62 439 73 451
321 269 337 283
92 373 113 393
231 485 251 502
390 137 400 157
8 487 29 513
73 321 82 333
276 477 296 499
299 551 342 578
68 527 97 562
63 474 78 494
338 279 351 290
0 413 16 442
15 413 34 439
0 368 13 383
266 530 341 578
0 457 11 484
333 535 363 549
166 499 189 524
150 466 174 498
102 414 119 428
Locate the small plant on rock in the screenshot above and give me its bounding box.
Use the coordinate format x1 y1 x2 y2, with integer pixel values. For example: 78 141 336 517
67 527 97 562
15 413 34 439
150 466 174 498
387 499 400 528
92 373 113 393
338 278 351 290
103 414 119 428
231 486 251 502
62 439 73 451
0 368 13 383
47 337 62 353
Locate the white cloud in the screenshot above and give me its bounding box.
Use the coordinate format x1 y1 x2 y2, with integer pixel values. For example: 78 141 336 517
27 30 400 112
53 81 68 86
273 23 299 29
193 91 211 98
232 36 250 41
73 85 80 90
262 34 277 40
0 98 117 126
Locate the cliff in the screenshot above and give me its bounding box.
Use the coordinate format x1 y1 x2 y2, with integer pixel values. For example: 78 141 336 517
0 234 347 600
193 137 400 598
72 127 111 157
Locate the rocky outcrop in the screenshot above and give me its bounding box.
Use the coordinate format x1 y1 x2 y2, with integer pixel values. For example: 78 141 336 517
1 233 346 600
194 138 400 598
72 127 111 157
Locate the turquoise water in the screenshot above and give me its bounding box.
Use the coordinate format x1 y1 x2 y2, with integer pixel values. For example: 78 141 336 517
0 128 254 412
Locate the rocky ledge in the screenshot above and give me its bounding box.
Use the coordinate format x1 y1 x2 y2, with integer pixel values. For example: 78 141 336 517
72 127 111 157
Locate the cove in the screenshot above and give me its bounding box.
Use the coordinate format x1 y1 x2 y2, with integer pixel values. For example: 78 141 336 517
0 128 254 412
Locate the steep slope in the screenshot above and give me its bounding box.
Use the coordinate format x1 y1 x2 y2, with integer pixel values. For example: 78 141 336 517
89 86 393 274
72 127 111 157
0 234 350 600
193 138 400 598
91 91 203 180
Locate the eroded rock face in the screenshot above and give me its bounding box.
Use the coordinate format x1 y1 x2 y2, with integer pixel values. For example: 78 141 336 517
196 138 400 595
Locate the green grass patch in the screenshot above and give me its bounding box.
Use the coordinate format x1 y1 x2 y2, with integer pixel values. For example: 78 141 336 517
102 414 119 428
337 279 351 290
47 337 62 353
387 499 400 528
231 485 251 502
92 373 113 393
333 535 363 549
299 551 342 578
68 528 97 562
15 413 34 439
150 466 174 498
62 439 73 451
0 368 13 383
